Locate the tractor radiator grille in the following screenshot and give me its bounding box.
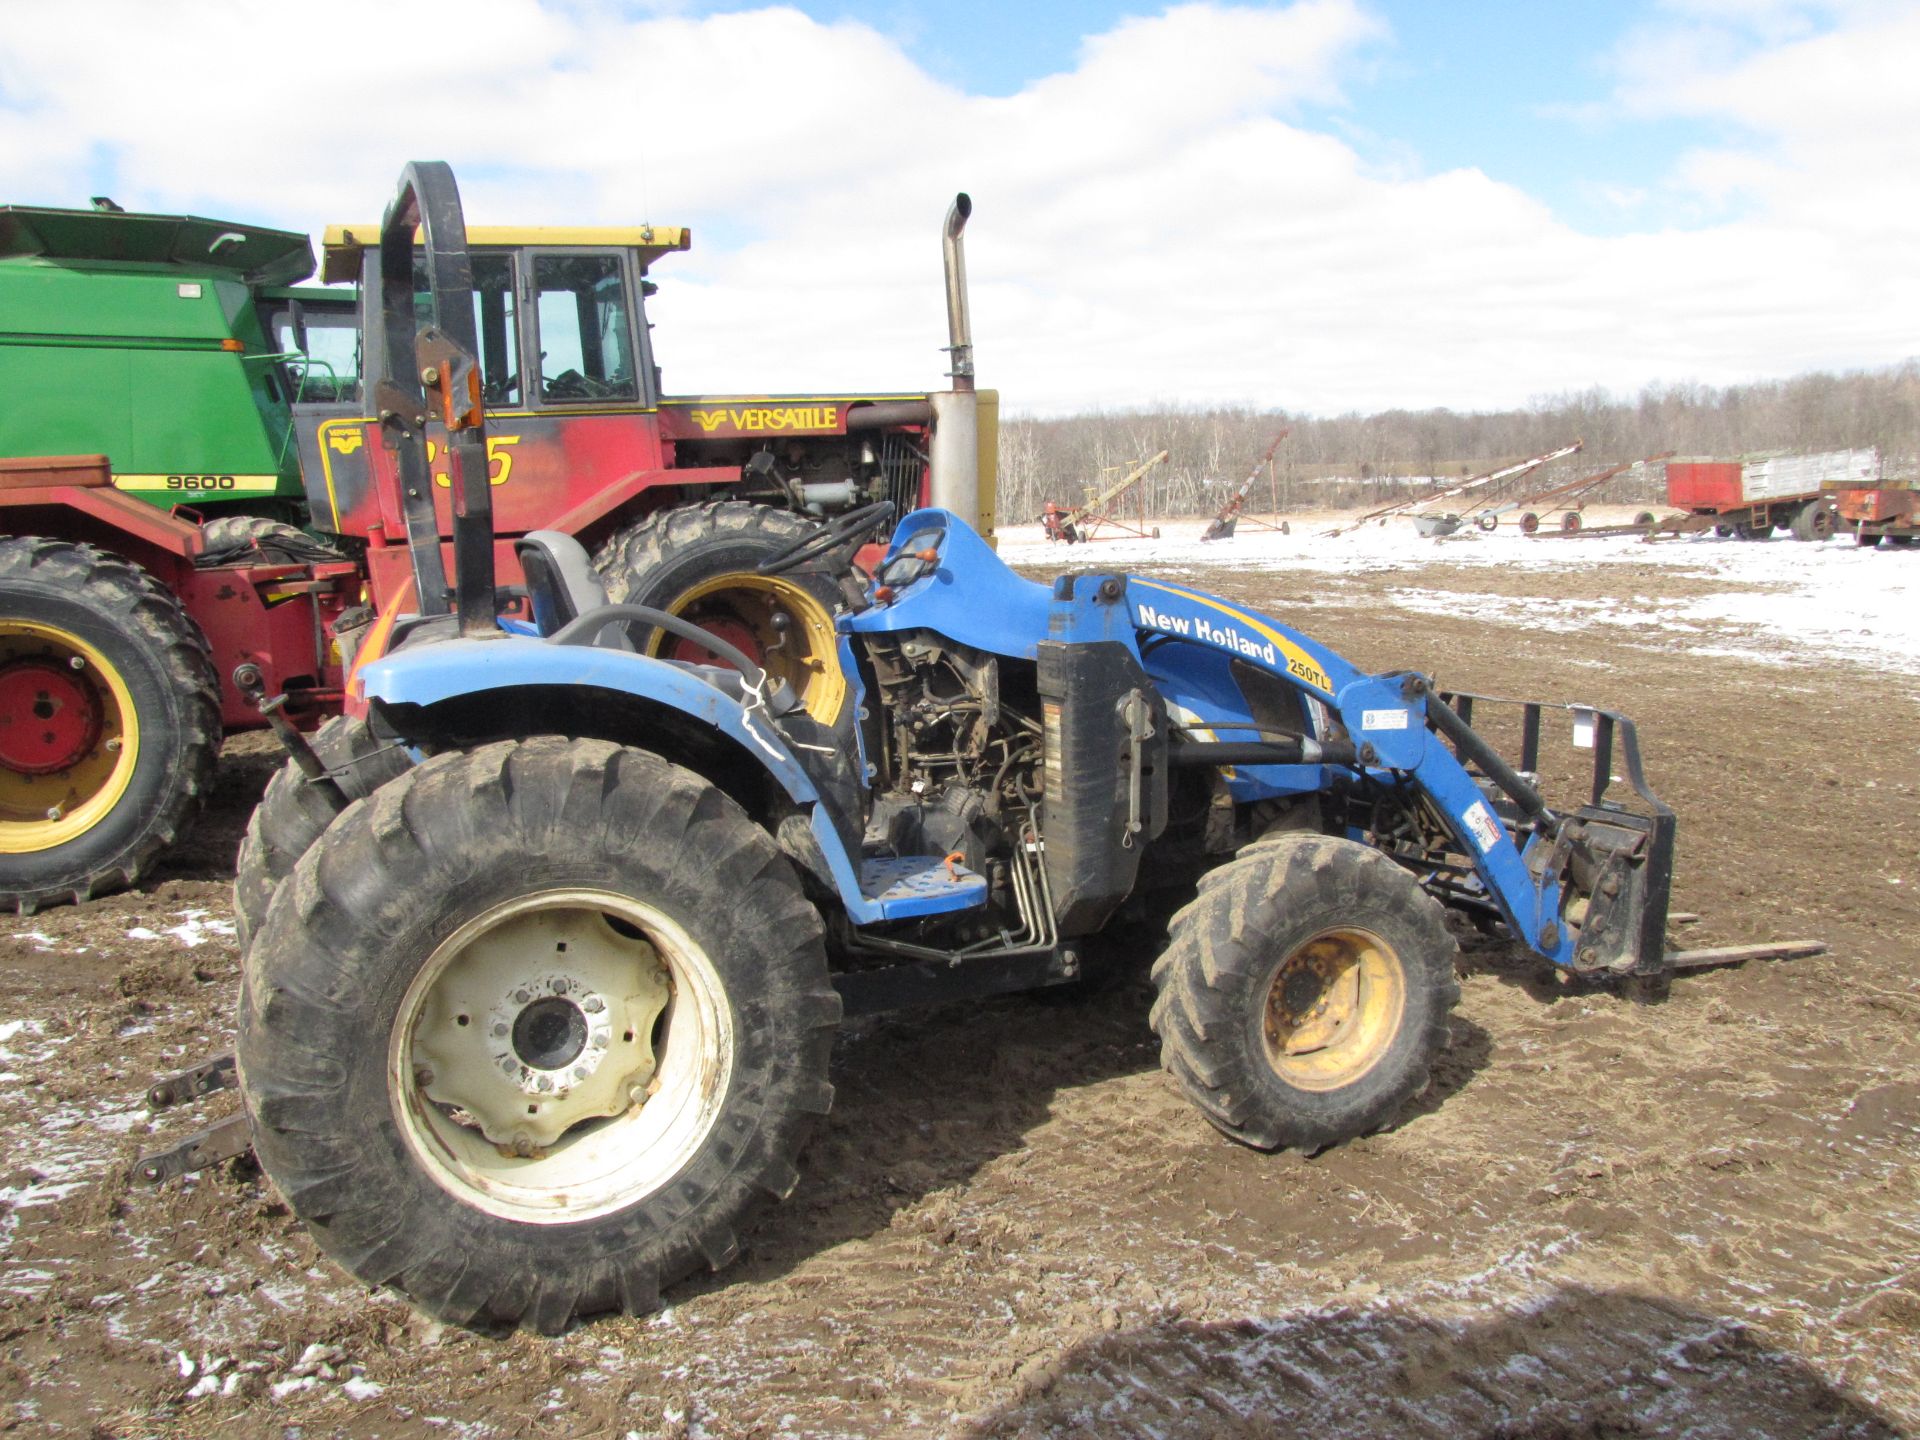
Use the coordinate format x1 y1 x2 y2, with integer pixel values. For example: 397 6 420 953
877 431 929 516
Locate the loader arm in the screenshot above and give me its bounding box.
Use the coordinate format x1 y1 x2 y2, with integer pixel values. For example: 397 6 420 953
1124 577 1669 976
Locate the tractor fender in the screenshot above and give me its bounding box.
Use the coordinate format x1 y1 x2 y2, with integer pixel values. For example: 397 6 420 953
357 636 962 928
357 635 823 805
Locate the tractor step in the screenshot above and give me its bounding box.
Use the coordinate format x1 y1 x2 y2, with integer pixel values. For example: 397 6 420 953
857 855 989 919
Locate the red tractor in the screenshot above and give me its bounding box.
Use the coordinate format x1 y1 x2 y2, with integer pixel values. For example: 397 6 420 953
0 174 994 910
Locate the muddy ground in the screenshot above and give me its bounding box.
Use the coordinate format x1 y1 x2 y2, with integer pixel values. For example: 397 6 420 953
1 527 1916 1438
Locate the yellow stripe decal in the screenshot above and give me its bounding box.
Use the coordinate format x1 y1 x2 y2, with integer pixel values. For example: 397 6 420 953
113 473 281 495
1132 579 1335 695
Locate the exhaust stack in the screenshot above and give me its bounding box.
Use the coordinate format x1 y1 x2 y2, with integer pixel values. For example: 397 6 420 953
941 193 974 391
930 192 980 525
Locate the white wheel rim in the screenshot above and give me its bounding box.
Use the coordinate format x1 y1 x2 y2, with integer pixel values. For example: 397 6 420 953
389 888 734 1224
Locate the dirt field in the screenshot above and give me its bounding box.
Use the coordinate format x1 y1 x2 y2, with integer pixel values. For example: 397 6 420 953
3 517 1916 1438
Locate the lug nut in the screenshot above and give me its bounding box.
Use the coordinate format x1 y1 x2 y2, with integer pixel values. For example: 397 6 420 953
45 806 62 821
68 656 85 670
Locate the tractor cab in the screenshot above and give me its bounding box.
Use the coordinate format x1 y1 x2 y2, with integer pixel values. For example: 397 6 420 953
314 223 690 413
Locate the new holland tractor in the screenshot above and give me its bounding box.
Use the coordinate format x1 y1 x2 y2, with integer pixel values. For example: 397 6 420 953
208 165 1699 1333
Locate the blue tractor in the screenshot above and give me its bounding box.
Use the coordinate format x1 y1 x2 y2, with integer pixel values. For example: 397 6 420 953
226 165 1685 1332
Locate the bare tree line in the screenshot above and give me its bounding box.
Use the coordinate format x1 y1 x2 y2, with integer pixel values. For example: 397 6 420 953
997 362 1920 521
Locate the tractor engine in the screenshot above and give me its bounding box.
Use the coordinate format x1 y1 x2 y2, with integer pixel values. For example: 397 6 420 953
861 631 1043 908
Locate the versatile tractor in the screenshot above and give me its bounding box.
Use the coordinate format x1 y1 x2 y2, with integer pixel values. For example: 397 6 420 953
207 164 1717 1333
0 180 991 910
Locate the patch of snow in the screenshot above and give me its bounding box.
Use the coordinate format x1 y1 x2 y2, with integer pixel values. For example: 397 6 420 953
999 520 1920 679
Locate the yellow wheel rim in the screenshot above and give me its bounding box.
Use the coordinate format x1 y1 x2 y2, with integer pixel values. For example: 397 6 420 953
1260 927 1406 1092
649 573 846 726
0 622 140 854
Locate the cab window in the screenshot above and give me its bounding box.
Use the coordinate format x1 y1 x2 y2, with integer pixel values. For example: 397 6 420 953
269 302 360 404
410 254 520 406
533 253 637 403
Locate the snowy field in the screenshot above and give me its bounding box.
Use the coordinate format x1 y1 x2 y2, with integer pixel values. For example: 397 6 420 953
997 510 1920 682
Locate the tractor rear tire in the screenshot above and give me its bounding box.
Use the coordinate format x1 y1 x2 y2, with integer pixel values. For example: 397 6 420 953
0 538 219 912
232 714 415 948
1150 834 1458 1152
594 502 849 724
238 737 839 1332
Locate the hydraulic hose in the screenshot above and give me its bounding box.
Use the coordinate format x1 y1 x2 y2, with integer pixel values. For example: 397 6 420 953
547 604 767 688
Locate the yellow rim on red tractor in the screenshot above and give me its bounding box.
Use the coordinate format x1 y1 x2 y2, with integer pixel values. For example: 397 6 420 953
650 573 846 727
1260 927 1407 1092
0 621 140 854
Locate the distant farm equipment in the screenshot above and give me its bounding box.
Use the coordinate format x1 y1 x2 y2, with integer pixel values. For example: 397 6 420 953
1040 449 1167 543
1201 429 1292 541
1665 449 1906 546
1325 443 1583 539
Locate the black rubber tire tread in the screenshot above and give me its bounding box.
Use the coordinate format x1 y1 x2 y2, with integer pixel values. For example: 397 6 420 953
1149 833 1459 1153
232 714 415 949
237 736 839 1332
198 516 345 566
592 499 842 623
0 537 219 912
199 516 306 551
1789 502 1834 543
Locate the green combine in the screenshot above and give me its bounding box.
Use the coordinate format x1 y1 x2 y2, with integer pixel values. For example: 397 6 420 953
0 201 357 516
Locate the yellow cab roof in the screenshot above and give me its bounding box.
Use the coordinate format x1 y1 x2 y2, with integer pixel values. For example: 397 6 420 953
319 223 692 285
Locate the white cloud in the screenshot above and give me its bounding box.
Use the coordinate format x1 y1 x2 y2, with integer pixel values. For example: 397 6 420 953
1 0 1913 415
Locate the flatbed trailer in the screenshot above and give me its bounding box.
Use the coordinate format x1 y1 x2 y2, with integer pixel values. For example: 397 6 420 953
1667 451 1878 542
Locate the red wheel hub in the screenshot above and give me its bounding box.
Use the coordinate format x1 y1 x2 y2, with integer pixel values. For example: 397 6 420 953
0 659 105 775
663 616 764 670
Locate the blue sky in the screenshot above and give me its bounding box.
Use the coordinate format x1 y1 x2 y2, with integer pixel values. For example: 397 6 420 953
2 1 1914 414
803 1 1754 232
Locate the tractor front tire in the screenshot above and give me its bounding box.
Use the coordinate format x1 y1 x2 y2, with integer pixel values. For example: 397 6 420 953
238 737 839 1332
232 714 415 948
0 538 219 911
594 502 848 724
1150 834 1458 1152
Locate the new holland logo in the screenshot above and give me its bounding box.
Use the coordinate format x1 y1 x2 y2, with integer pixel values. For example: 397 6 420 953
1136 601 1280 666
327 430 366 455
688 406 840 434
1135 596 1334 694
